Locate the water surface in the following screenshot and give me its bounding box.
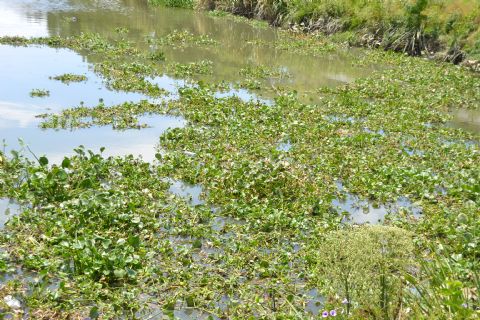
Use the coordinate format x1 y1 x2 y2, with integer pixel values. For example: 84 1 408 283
0 0 375 162
448 108 480 134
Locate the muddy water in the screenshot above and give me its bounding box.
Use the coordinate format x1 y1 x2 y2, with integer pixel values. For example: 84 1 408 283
448 108 480 134
0 0 372 162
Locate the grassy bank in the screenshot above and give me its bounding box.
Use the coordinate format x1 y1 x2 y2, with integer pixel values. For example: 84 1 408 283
151 0 480 62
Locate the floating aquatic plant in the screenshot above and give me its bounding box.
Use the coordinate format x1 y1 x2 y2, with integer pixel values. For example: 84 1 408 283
50 73 88 84
167 60 214 77
29 89 50 97
0 19 478 319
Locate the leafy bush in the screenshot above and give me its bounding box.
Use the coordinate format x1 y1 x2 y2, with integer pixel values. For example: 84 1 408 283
311 226 415 318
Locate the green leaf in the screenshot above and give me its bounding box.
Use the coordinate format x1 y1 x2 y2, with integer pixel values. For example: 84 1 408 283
39 156 49 166
127 235 140 248
89 306 100 319
114 269 126 278
61 157 71 168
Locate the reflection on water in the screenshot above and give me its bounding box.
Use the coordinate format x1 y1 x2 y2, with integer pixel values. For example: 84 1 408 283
3 114 185 163
0 198 20 229
0 0 371 93
167 179 205 206
0 0 373 163
0 2 48 37
0 45 185 163
448 108 480 134
0 45 147 108
333 182 422 225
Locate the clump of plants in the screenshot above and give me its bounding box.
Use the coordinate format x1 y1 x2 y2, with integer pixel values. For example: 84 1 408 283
29 89 50 97
148 50 166 61
311 225 415 319
148 0 194 9
239 64 291 79
37 100 169 130
154 29 218 48
167 60 213 77
50 73 88 84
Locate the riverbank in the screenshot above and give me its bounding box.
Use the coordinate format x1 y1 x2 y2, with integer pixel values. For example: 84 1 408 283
151 0 480 67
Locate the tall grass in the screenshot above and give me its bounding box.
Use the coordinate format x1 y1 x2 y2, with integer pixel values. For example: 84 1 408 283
194 0 480 59
405 248 480 318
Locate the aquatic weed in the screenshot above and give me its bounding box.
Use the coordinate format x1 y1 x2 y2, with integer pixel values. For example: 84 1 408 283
29 89 50 98
50 73 87 84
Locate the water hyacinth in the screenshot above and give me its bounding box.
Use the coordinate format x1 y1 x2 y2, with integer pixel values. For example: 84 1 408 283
0 0 478 318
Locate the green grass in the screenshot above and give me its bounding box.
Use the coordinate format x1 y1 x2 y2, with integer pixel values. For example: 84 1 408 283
196 0 480 60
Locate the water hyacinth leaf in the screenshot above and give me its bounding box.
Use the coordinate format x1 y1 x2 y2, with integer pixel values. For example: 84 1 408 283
0 4 478 318
114 269 126 278
39 156 49 166
89 306 100 319
127 235 140 248
61 157 71 168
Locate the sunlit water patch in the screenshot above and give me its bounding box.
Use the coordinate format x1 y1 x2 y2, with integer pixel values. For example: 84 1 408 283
0 45 186 162
447 108 480 134
305 288 325 316
276 140 292 152
0 198 20 229
333 182 422 224
139 306 220 320
0 0 133 38
211 216 246 231
167 179 205 206
0 45 146 109
7 115 185 163
363 127 386 136
214 87 273 105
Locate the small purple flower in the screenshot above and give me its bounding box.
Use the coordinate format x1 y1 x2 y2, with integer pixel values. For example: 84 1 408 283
322 310 329 317
330 310 337 317
462 303 468 308
342 298 349 304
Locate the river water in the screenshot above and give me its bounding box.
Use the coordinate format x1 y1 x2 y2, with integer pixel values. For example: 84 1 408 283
0 0 375 163
1 0 478 164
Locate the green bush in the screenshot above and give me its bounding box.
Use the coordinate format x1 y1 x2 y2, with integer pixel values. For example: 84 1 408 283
312 226 415 319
